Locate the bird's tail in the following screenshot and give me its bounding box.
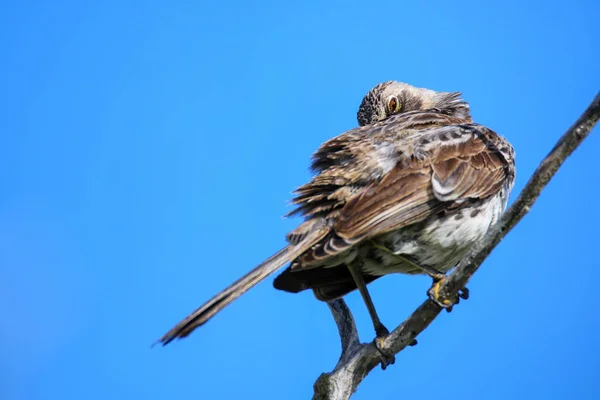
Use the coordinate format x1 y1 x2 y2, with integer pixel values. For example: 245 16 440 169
157 227 329 345
157 248 289 345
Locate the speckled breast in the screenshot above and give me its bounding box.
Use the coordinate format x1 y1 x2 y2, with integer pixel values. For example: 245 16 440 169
362 187 510 277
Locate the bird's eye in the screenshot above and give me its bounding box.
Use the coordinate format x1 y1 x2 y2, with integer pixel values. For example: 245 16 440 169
387 96 401 115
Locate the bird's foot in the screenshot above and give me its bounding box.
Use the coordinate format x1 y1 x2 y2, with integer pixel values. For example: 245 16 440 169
373 324 395 370
428 276 469 312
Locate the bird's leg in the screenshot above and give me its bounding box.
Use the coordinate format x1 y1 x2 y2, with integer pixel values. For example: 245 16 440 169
346 261 395 370
371 241 468 311
345 261 388 336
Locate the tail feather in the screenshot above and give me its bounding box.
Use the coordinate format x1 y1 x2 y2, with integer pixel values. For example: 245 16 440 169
157 247 289 345
157 225 330 346
274 264 381 301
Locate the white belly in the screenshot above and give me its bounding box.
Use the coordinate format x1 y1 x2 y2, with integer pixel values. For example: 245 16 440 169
365 190 508 276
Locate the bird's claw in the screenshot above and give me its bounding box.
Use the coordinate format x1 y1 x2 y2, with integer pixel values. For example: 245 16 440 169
373 337 395 370
428 277 469 312
373 325 395 370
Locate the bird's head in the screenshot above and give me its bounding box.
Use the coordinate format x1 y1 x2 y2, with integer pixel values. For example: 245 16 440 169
356 81 472 126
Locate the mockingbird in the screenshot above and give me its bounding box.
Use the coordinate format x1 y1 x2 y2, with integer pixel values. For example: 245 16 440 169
158 81 515 360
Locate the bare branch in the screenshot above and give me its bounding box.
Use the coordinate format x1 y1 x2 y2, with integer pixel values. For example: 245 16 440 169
313 91 600 400
326 299 360 362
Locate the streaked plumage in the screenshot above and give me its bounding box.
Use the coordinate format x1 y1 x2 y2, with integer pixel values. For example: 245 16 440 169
159 81 515 345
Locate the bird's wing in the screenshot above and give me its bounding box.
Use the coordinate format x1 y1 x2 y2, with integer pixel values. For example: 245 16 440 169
287 112 468 218
294 123 514 267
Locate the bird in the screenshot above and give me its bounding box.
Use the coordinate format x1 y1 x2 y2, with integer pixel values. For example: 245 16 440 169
158 81 516 353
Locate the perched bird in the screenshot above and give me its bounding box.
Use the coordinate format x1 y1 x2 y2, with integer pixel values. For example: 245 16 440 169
158 81 515 351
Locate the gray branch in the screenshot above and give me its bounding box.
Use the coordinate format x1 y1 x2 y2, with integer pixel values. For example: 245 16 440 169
313 91 600 400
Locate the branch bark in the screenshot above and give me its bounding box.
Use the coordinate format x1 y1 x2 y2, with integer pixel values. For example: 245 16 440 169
313 91 600 400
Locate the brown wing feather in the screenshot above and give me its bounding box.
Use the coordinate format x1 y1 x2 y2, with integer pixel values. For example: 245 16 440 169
335 167 438 238
287 112 471 218
336 125 512 240
429 127 511 202
293 124 513 268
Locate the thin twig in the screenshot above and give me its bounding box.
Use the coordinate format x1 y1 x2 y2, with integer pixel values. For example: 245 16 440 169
313 91 600 400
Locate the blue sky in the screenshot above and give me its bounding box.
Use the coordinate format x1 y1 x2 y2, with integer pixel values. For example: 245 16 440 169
1 1 599 399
